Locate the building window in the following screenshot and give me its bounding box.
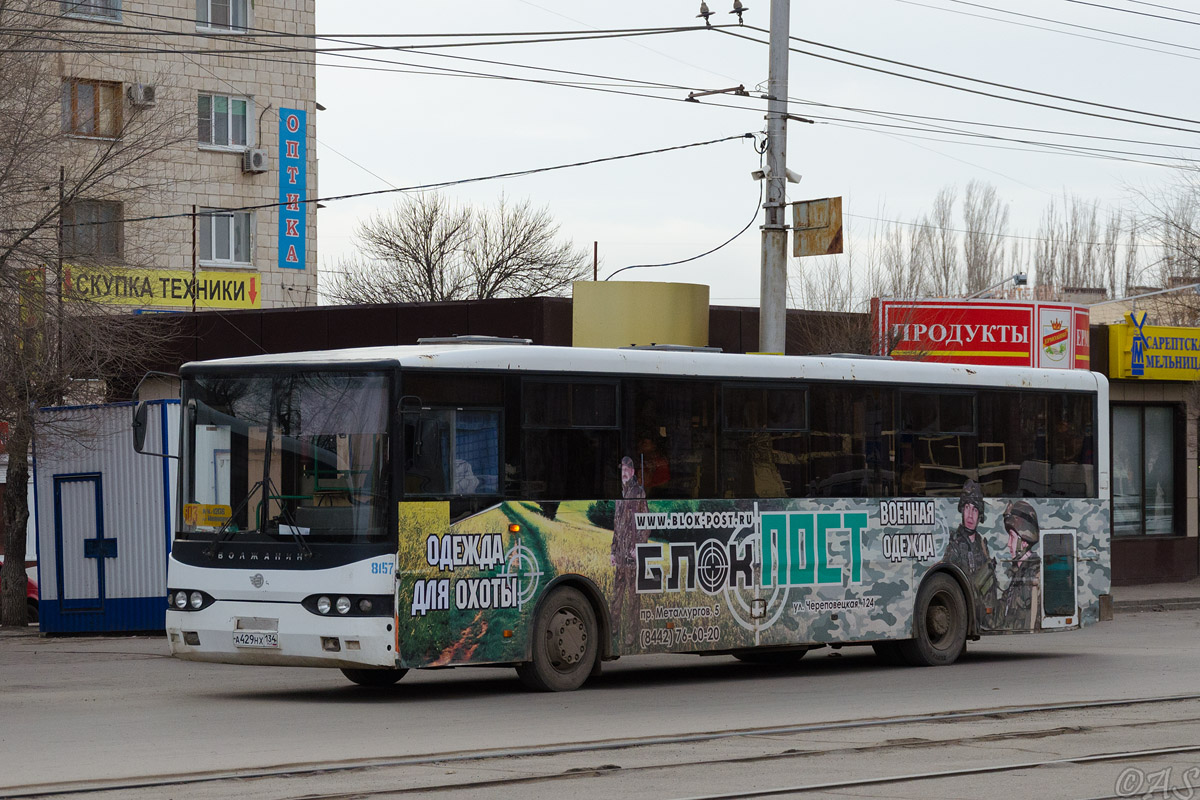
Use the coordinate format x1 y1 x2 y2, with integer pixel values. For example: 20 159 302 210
199 209 252 265
62 79 122 138
62 200 123 260
198 93 248 147
1113 405 1177 536
196 0 248 30
61 0 120 20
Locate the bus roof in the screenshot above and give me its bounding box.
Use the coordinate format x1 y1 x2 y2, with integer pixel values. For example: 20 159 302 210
181 343 1105 393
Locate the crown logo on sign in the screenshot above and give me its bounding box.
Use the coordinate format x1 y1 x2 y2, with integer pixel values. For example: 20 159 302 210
1050 320 1063 330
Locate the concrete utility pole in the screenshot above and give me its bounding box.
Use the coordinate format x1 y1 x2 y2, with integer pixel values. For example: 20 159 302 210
759 0 791 354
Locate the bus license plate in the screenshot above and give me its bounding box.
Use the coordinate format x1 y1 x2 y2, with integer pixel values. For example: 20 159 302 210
233 631 278 648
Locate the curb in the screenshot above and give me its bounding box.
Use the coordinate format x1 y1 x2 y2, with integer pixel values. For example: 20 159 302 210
1114 598 1200 614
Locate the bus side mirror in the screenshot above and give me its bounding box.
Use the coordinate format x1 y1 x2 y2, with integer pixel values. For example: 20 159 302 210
131 371 180 459
132 403 149 453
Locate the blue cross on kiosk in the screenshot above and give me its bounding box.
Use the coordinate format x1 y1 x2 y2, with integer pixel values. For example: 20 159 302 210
1129 311 1150 377
83 536 118 560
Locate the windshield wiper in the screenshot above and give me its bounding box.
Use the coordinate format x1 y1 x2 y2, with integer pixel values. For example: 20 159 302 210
205 480 263 558
265 477 313 559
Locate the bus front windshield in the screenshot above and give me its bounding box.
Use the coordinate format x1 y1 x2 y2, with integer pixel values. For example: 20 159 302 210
180 371 390 544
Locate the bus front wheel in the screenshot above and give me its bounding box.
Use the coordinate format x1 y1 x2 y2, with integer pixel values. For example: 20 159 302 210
899 573 967 667
516 586 598 692
341 667 407 687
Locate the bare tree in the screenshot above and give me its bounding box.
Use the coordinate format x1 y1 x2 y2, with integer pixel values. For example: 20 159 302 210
1148 176 1200 286
790 251 858 313
1098 210 1135 300
961 180 1009 295
0 3 186 626
1033 199 1062 290
325 193 590 304
878 219 927 300
924 186 959 297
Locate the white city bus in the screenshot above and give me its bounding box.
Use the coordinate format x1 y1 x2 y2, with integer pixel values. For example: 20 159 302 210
145 339 1110 691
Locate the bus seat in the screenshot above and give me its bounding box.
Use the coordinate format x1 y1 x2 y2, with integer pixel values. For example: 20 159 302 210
1051 464 1092 497
1018 460 1051 496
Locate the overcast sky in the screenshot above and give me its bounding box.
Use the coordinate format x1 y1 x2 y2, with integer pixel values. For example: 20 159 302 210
312 0 1196 308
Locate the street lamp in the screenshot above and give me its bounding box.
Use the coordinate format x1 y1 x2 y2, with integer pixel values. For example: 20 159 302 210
967 273 1028 300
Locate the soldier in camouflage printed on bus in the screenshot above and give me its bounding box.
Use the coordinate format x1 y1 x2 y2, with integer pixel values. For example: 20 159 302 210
991 500 1042 631
610 456 648 647
941 479 998 627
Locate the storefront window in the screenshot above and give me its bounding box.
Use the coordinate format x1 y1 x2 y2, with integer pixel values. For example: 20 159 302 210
1112 405 1176 536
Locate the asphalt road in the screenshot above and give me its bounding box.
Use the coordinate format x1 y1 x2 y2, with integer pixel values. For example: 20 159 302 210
2 609 1199 799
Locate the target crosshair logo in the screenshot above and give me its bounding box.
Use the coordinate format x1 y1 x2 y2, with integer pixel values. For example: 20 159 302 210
498 544 543 609
696 539 730 595
722 517 792 640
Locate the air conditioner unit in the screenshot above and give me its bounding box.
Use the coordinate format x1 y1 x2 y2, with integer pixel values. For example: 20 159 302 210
242 148 269 174
127 83 156 107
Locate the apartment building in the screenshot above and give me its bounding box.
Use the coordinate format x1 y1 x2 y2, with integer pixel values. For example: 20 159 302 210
57 0 318 310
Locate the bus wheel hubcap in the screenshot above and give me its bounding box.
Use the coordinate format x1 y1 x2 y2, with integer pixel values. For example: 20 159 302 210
549 608 587 669
928 598 951 641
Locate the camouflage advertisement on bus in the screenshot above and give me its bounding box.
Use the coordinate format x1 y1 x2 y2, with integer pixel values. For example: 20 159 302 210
397 477 1110 669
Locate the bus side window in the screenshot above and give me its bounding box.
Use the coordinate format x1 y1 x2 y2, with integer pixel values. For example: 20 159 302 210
522 380 621 500
404 412 452 494
453 410 501 495
808 385 895 498
403 408 502 498
718 384 807 499
628 379 716 500
897 390 976 498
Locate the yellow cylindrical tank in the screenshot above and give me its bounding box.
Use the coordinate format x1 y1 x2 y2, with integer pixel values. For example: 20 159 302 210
572 281 709 348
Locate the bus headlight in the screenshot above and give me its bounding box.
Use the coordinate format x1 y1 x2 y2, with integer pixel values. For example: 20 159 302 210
173 591 188 609
301 594 393 617
189 591 204 610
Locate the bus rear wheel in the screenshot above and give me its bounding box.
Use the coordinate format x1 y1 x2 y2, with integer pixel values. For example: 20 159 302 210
899 573 967 667
516 586 598 692
341 667 407 687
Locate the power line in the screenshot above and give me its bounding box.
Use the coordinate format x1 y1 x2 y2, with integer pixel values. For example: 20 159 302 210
718 28 1200 135
843 211 1140 249
1124 0 1200 17
19 6 1197 205
1 135 754 235
26 30 1200 174
891 0 1199 63
823 118 1181 169
26 6 1200 151
513 0 745 86
6 13 716 96
168 36 1200 170
789 97 1200 152
806 112 1200 166
1 24 726 38
606 142 766 280
6 26 716 55
46 14 1200 164
313 46 1196 170
12 2 728 42
759 26 1200 127
1059 0 1200 25
944 0 1200 46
